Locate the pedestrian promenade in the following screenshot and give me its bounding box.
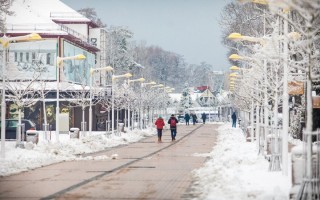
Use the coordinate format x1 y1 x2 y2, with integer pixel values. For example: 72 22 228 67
0 124 220 200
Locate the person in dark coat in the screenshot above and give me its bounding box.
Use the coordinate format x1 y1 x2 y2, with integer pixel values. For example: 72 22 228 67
201 112 207 124
168 114 178 141
191 113 197 125
184 113 190 125
155 115 165 142
232 112 237 128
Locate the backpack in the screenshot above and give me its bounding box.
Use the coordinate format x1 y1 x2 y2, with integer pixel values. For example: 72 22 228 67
170 118 177 126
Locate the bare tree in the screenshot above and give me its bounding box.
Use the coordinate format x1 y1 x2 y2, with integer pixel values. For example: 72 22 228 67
77 7 106 28
0 0 14 32
5 77 41 145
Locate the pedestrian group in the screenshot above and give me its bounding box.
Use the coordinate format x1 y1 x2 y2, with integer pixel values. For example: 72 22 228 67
155 112 207 143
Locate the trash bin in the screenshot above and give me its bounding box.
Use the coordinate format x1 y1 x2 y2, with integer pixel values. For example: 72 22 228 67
118 123 125 133
69 128 80 139
26 130 39 144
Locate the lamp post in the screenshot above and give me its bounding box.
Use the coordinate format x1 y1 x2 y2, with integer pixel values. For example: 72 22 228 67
237 0 293 177
150 84 164 117
127 78 145 130
141 81 156 128
112 73 132 135
89 66 113 134
164 87 174 117
1 33 42 158
228 28 300 173
56 54 86 142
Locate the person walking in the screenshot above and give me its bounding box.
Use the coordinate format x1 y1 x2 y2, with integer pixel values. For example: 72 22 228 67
191 113 197 125
155 115 165 143
232 112 237 128
168 114 178 141
201 112 207 124
184 113 190 125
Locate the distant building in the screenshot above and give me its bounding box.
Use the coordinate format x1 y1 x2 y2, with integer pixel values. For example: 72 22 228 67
196 86 210 92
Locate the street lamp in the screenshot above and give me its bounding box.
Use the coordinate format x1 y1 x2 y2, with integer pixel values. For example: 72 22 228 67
127 78 145 130
228 32 267 45
56 54 86 142
228 29 301 174
141 81 156 128
143 81 156 86
112 73 132 135
150 84 164 117
230 65 240 70
151 84 164 88
89 66 113 134
1 33 42 158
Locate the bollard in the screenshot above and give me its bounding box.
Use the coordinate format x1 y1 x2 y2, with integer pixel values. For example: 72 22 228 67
26 130 39 144
118 123 125 133
42 123 50 141
69 128 80 139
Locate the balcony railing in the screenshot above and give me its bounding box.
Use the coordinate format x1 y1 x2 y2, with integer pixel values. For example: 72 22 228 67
6 23 88 44
50 12 87 19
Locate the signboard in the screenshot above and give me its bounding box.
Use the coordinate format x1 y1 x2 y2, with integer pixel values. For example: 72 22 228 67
313 96 320 109
288 81 304 95
104 85 112 98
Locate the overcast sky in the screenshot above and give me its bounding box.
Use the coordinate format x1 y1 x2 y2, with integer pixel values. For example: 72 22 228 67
62 0 231 71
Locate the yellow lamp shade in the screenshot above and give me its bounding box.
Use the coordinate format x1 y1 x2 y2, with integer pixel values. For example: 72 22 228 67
229 73 238 77
229 54 243 61
230 66 240 70
238 0 267 5
228 33 243 40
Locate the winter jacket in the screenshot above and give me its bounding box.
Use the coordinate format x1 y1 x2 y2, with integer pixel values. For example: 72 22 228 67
185 113 190 121
232 113 237 121
155 118 165 129
168 117 178 129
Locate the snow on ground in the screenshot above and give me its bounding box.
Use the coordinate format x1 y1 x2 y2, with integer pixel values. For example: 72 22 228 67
0 123 293 200
190 123 291 200
0 128 156 176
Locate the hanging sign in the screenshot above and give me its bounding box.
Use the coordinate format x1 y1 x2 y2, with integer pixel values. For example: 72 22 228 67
313 96 320 109
288 81 304 95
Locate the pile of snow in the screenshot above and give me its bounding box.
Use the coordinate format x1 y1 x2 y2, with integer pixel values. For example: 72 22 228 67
0 128 156 176
190 124 291 200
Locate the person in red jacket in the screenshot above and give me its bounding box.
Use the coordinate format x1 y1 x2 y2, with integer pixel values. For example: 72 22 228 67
155 115 165 143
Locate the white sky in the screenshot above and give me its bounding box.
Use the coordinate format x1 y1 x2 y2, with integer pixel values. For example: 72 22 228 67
0 123 293 199
61 0 232 71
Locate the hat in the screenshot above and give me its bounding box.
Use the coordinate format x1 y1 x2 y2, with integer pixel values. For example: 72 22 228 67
158 115 162 118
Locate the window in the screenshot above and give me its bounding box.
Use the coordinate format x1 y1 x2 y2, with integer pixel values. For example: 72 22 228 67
7 120 18 128
26 53 29 62
20 52 23 62
46 53 51 65
14 52 17 62
32 52 36 60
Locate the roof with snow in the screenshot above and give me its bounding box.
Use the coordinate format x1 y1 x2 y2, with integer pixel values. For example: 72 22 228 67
200 89 214 98
6 0 90 27
4 0 99 52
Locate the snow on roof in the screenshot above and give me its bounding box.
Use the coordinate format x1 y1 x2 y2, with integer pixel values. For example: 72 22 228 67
6 0 90 32
200 89 214 98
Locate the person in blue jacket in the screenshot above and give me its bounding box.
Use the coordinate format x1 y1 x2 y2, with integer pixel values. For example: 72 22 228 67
232 112 237 128
184 113 190 125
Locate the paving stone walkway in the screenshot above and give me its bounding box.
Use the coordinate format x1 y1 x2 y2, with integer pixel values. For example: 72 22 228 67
0 123 220 200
